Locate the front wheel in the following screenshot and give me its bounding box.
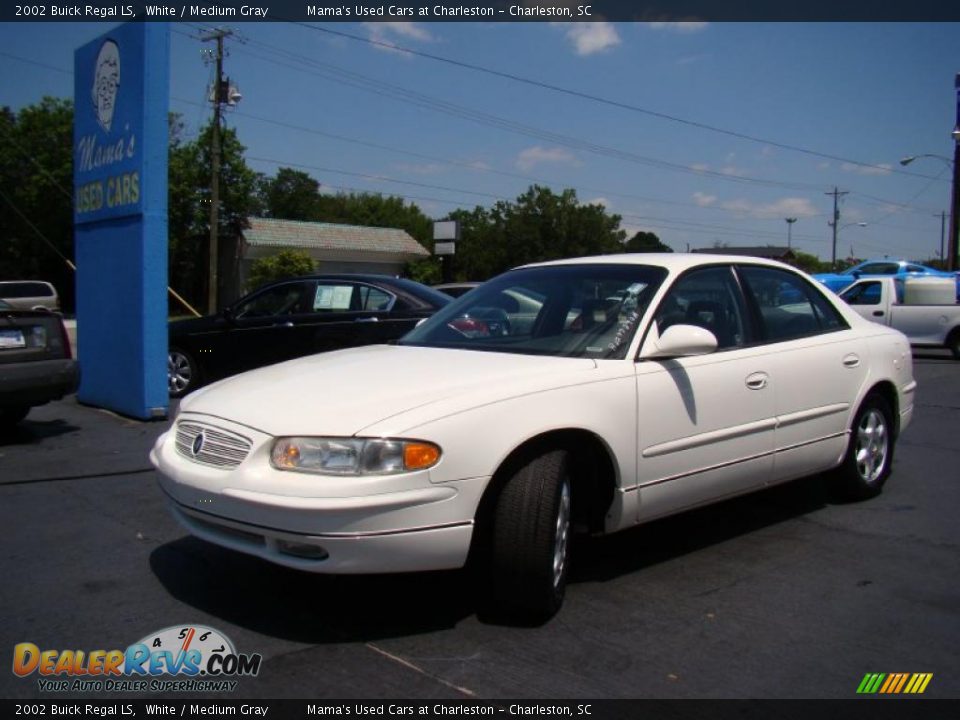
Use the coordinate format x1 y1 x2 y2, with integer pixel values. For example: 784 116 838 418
168 347 199 398
835 393 894 500
487 448 572 622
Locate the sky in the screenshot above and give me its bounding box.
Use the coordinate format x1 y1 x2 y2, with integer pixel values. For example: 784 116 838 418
2 20 959 265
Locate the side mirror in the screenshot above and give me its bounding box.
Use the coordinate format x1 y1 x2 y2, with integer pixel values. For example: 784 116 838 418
639 324 718 360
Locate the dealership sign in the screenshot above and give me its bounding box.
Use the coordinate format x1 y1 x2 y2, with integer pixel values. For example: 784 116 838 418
73 23 169 420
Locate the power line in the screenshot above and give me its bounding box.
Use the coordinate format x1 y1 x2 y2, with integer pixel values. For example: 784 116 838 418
228 38 828 193
296 24 945 184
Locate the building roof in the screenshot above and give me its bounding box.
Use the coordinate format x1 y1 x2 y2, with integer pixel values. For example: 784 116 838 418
243 217 430 259
691 246 795 260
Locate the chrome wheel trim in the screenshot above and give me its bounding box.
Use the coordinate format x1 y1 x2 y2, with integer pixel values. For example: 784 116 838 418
855 408 888 484
552 477 571 589
168 351 192 395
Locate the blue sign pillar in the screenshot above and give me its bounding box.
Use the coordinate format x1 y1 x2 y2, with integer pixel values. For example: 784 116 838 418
74 23 169 419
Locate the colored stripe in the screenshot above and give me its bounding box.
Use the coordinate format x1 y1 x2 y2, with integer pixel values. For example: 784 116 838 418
892 674 909 693
883 674 900 694
868 673 886 694
906 673 932 694
856 674 874 694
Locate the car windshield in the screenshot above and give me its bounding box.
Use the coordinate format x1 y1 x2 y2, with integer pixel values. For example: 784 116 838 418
399 263 668 359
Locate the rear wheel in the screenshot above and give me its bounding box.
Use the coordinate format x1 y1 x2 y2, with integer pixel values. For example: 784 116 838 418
947 329 960 360
835 393 894 500
168 347 199 398
487 448 572 622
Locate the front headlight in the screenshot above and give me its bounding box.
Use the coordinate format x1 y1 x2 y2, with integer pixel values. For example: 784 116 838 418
270 437 441 475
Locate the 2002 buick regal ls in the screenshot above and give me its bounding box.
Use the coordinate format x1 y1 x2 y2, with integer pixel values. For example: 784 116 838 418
150 254 916 621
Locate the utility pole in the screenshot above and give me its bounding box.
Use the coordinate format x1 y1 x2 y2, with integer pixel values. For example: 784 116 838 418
938 210 947 263
826 187 848 269
203 28 232 314
949 72 960 271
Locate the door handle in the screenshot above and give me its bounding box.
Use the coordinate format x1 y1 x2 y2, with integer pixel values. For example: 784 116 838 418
273 321 294 328
355 317 379 323
745 372 768 390
843 353 861 368
872 311 884 317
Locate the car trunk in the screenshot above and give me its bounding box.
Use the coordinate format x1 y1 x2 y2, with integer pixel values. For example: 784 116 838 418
0 310 72 364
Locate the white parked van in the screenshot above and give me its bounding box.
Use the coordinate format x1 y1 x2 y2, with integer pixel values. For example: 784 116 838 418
0 281 60 312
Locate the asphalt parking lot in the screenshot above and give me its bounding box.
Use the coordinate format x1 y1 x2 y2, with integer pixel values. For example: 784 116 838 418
1 352 958 701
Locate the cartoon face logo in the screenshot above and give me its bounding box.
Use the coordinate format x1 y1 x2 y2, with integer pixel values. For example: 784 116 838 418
91 40 120 132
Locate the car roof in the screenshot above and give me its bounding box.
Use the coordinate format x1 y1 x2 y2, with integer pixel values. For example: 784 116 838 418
522 252 796 274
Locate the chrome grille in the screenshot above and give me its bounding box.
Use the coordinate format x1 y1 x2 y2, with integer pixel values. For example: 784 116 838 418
175 421 252 469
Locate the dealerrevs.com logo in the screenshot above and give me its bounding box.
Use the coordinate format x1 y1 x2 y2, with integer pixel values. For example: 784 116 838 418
12 625 262 693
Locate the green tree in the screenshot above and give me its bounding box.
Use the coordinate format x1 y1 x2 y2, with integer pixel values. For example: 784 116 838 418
447 186 627 281
0 98 75 310
790 250 831 274
624 230 673 253
247 249 315 289
261 168 323 220
168 118 263 309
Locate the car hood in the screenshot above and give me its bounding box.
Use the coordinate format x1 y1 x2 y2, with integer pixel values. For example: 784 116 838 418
179 344 599 437
812 272 853 285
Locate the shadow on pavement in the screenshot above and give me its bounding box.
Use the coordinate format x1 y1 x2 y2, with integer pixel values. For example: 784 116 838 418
149 537 477 643
569 473 834 584
0 416 80 446
150 473 840 641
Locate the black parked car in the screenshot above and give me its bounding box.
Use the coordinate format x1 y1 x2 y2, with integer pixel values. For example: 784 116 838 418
168 275 451 397
0 299 79 427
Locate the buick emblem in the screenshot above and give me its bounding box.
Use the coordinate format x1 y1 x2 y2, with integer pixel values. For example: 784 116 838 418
192 432 205 457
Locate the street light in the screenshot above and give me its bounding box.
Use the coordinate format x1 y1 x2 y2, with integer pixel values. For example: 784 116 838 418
827 221 867 268
900 154 954 168
785 217 797 249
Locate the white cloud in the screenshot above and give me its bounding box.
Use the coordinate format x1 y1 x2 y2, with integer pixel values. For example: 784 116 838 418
587 197 611 208
841 162 893 176
692 192 717 207
645 22 709 34
720 197 819 219
516 146 578 171
364 23 434 56
562 22 621 56
689 162 746 177
394 163 445 176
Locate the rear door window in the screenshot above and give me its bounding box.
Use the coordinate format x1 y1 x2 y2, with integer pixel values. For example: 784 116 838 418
739 266 847 343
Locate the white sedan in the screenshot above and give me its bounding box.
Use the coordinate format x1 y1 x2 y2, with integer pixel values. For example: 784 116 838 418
150 254 916 621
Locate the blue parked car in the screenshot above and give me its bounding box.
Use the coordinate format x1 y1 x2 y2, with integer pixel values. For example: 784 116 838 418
813 259 957 294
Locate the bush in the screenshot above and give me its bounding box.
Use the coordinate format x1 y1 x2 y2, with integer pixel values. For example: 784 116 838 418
247 250 315 290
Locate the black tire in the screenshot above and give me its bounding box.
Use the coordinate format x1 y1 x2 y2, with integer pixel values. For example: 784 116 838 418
0 406 30 428
488 448 572 622
948 329 960 360
835 393 895 501
168 347 199 398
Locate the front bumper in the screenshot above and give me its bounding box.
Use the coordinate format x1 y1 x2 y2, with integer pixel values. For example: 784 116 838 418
150 414 487 574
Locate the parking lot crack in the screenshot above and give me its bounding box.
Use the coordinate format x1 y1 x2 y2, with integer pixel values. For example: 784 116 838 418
365 642 477 698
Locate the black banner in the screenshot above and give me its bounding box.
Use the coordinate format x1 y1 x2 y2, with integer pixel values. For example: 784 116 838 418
2 0 960 23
